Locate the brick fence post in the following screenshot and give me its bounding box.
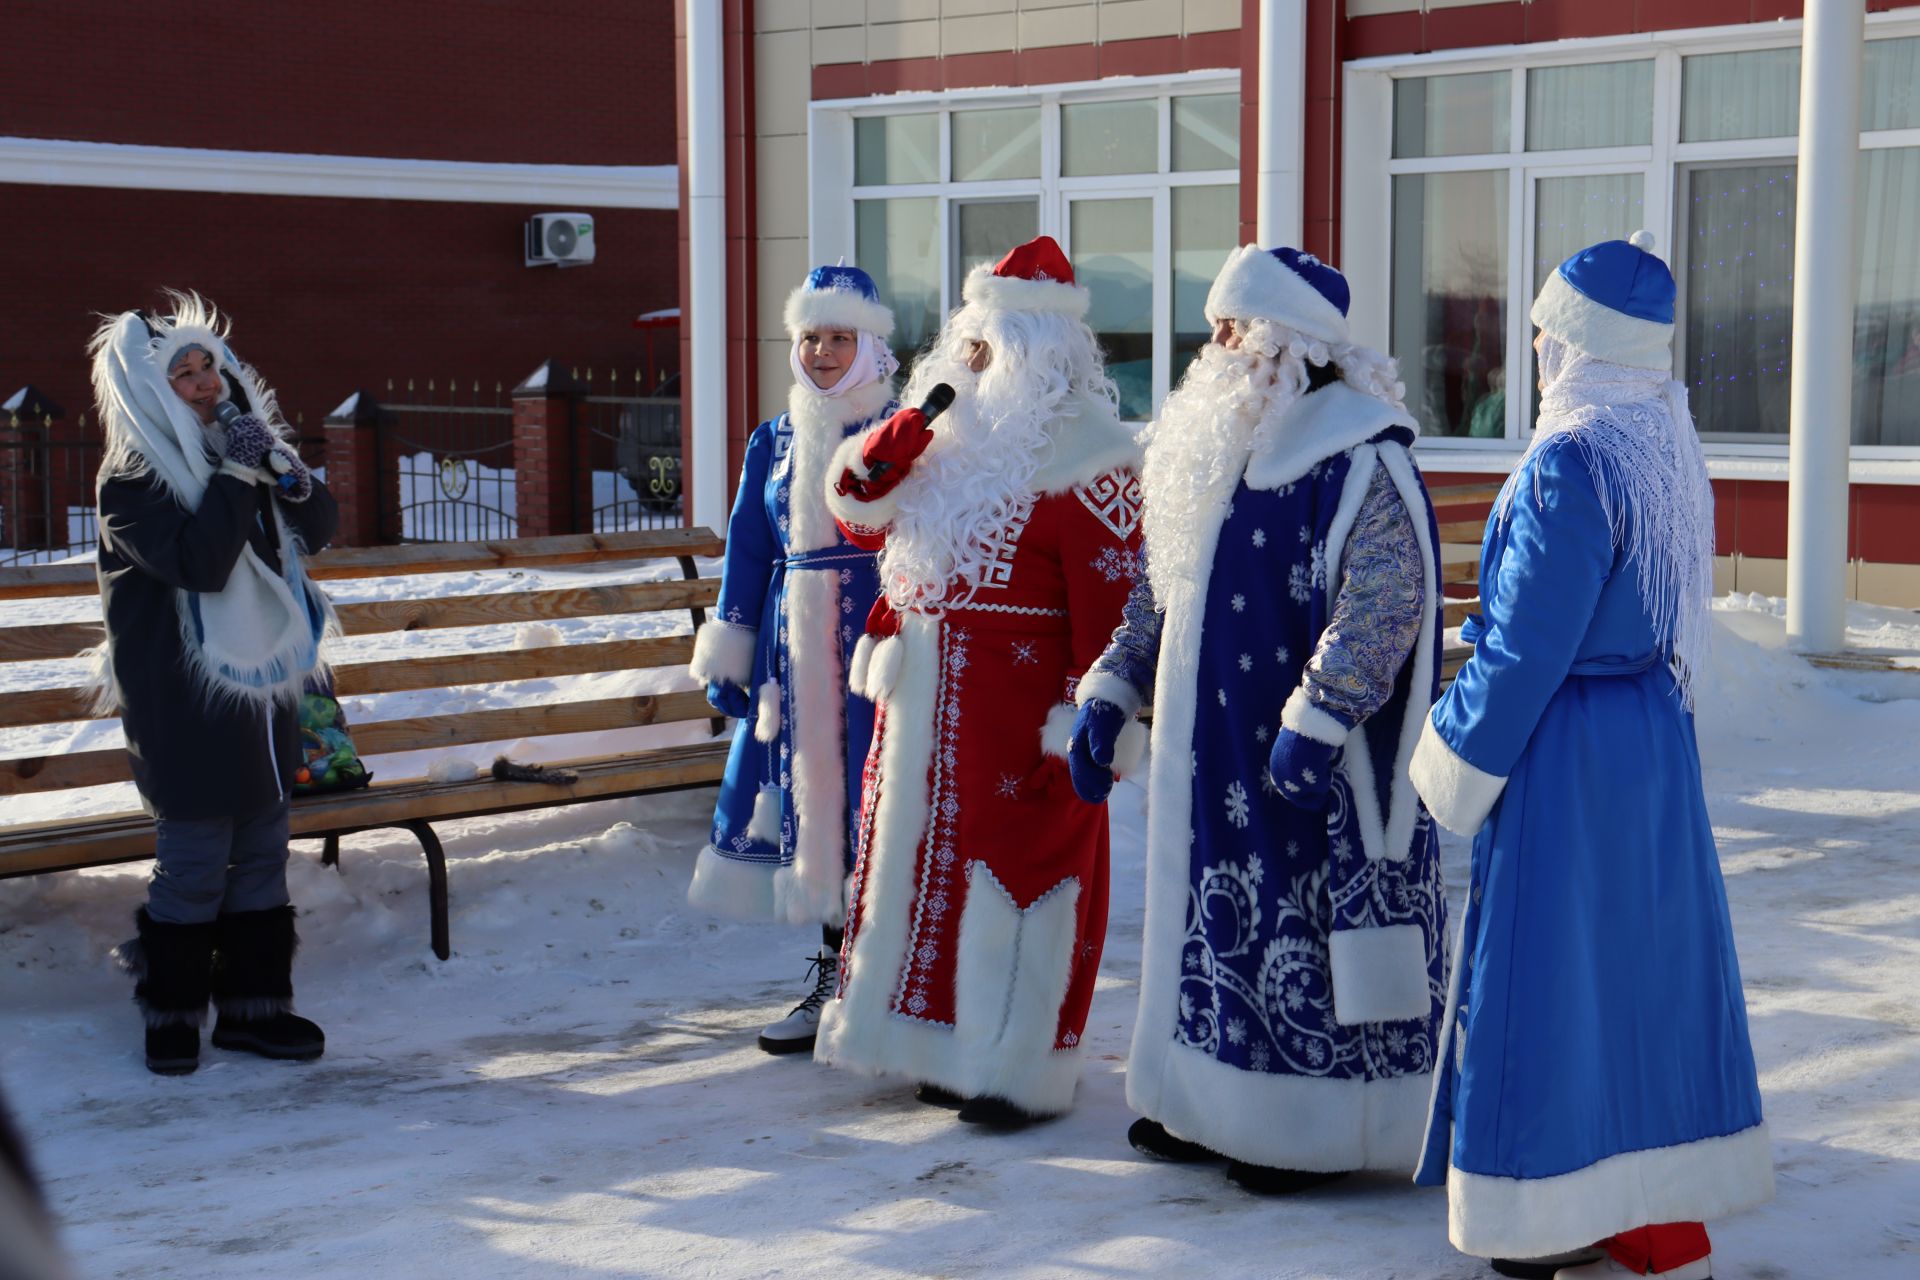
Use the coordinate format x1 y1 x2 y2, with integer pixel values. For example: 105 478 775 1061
0 387 62 552
512 361 581 538
324 391 383 547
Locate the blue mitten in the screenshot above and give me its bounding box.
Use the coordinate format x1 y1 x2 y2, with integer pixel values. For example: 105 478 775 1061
706 681 752 719
1267 726 1343 811
222 413 275 471
267 445 315 502
1068 698 1128 804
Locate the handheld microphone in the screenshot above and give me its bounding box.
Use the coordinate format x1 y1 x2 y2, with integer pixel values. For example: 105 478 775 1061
866 383 956 483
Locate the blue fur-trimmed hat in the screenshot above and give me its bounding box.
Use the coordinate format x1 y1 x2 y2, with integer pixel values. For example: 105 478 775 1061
784 263 894 341
1204 245 1351 346
1530 230 1675 371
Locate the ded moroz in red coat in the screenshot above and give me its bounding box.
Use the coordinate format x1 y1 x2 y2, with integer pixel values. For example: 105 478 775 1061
817 406 1145 1115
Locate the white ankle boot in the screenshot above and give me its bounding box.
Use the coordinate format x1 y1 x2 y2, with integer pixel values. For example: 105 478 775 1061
757 947 838 1055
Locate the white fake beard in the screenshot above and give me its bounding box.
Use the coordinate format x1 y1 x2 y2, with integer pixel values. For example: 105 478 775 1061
1140 343 1305 597
879 351 1055 613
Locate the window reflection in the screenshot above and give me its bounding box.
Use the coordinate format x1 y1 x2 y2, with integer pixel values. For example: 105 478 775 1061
1391 172 1508 439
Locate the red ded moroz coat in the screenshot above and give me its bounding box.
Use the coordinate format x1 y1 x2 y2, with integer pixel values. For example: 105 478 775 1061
816 405 1143 1114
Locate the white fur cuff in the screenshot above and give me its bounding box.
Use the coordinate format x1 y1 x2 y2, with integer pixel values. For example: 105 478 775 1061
690 619 756 687
1110 719 1149 780
1329 924 1431 1026
1281 685 1352 748
1530 270 1673 372
1408 716 1506 838
1075 669 1145 719
217 458 265 484
1040 703 1077 760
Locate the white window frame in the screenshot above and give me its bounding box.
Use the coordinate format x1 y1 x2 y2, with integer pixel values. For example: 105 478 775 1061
1344 11 1920 484
808 71 1239 421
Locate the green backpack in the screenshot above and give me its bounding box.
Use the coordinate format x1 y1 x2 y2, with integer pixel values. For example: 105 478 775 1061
293 690 372 795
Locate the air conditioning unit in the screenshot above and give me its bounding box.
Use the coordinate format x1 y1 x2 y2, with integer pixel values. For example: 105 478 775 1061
526 213 596 267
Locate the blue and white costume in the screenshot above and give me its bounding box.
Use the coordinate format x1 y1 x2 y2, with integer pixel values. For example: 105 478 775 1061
1410 233 1772 1262
1086 247 1449 1172
687 267 896 926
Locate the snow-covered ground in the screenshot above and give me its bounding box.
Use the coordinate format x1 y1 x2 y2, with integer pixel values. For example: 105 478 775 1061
2 588 1918 1279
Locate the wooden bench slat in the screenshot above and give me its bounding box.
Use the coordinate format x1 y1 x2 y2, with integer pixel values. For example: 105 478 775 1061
1436 519 1489 545
1428 482 1505 507
0 636 700 729
0 742 730 876
1442 599 1477 628
0 579 718 664
1440 556 1477 585
0 528 726 600
0 690 715 796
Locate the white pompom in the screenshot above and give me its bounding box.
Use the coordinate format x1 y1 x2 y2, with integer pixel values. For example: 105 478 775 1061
1629 229 1656 251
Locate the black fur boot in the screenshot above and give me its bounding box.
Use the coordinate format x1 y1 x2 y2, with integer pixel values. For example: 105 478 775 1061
209 906 325 1061
114 909 215 1075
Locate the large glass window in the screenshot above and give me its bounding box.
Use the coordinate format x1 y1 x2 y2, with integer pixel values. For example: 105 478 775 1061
1392 171 1508 439
1854 147 1920 447
1676 163 1797 438
1863 37 1920 133
1526 61 1653 150
1392 72 1510 159
855 198 940 372
1680 49 1800 142
846 85 1239 420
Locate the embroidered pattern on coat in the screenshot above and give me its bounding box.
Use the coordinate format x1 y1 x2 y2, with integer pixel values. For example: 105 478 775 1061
1075 468 1145 540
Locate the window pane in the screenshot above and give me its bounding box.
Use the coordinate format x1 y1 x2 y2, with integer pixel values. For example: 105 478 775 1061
1071 197 1154 421
1532 173 1647 428
1392 72 1510 159
1172 94 1239 172
1062 100 1159 177
854 114 938 186
1172 185 1239 388
1680 50 1799 143
952 108 1040 182
1526 61 1653 150
953 200 1040 298
1391 171 1508 440
1677 164 1796 437
856 197 941 374
1864 37 1920 133
1853 148 1920 446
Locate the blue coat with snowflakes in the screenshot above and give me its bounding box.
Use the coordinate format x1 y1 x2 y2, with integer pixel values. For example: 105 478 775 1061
1089 381 1449 1172
1408 436 1772 1260
687 381 894 926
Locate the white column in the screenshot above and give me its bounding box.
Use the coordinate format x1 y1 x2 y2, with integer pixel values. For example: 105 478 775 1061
685 0 729 533
1256 0 1307 248
1785 0 1864 653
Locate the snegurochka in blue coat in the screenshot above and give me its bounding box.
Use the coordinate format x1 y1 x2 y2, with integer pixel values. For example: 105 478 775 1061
1409 233 1772 1280
686 265 896 1056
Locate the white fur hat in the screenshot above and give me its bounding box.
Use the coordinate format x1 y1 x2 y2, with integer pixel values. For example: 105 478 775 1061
1529 230 1676 371
1204 245 1351 346
961 235 1091 318
784 263 895 340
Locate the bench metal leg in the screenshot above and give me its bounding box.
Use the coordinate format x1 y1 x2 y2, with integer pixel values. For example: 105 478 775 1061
320 833 341 870
677 553 727 738
402 820 451 962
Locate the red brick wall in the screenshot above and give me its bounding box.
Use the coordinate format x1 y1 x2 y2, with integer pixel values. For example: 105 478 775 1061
3 0 677 165
0 186 678 453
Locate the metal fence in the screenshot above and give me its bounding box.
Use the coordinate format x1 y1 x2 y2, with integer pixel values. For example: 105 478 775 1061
0 416 101 568
574 368 684 533
375 379 517 543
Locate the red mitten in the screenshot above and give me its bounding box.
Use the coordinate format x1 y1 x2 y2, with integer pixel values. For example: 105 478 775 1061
860 407 934 474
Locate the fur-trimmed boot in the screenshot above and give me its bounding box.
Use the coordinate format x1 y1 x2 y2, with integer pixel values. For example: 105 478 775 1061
209 906 325 1061
115 908 216 1075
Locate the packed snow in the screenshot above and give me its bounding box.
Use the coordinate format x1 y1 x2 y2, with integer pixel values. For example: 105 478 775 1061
2 581 1918 1279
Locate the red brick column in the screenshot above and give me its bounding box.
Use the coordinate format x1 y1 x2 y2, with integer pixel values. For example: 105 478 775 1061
324 391 383 547
511 361 579 538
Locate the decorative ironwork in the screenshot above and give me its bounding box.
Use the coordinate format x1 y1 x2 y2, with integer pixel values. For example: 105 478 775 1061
574 369 684 533
375 380 515 542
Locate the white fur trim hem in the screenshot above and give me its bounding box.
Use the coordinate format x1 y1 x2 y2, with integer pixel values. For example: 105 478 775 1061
1075 668 1144 718
785 282 894 341
1040 702 1076 760
1328 924 1431 1026
1204 244 1349 346
823 432 908 532
1128 1039 1431 1172
686 844 778 919
1409 716 1507 838
1447 1123 1775 1260
746 786 784 845
1281 685 1351 748
690 619 756 687
754 677 782 744
962 262 1090 318
1530 269 1674 373
1110 719 1149 780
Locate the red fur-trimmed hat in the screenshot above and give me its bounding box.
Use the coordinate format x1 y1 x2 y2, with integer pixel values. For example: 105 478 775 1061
960 235 1091 318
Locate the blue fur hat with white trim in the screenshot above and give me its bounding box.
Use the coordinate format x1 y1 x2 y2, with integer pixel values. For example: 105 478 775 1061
1204 245 1351 346
1530 230 1675 371
784 263 894 341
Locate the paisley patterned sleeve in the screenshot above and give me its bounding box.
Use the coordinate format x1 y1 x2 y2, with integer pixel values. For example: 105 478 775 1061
1304 466 1424 725
1080 573 1161 715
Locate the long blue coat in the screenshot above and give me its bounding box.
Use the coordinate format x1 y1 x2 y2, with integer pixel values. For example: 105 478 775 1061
687 382 893 926
1410 436 1773 1259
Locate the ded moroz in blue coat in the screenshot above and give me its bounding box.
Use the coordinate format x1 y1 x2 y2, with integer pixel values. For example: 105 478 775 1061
686 376 894 926
1409 436 1773 1259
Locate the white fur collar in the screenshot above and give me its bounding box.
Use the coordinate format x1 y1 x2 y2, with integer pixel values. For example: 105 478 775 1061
1243 381 1416 492
788 378 894 432
1028 396 1142 494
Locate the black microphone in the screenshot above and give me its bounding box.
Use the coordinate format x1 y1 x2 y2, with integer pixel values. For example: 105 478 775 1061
867 383 956 483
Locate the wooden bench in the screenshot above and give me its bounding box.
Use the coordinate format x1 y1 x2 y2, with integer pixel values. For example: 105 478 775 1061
1431 481 1503 685
0 528 732 960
